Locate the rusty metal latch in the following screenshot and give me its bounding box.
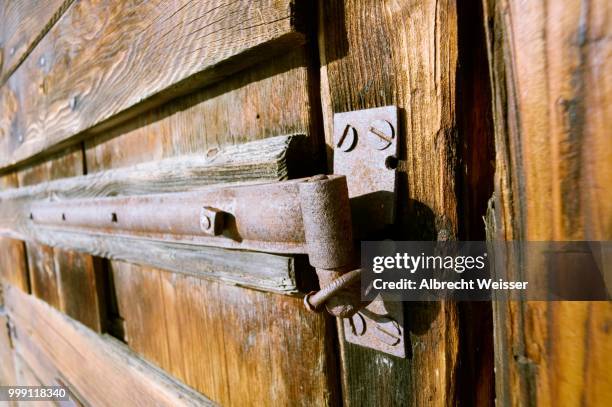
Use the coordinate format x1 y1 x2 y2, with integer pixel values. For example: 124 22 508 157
29 106 405 357
32 175 365 317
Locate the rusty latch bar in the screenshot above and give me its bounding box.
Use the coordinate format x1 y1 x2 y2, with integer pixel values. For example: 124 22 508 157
31 174 364 317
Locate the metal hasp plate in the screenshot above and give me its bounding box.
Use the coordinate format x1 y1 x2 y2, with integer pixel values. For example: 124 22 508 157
333 105 407 358
334 105 399 237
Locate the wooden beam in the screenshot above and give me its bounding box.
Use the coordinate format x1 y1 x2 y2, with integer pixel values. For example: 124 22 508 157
0 0 310 171
109 264 336 405
0 135 305 294
319 0 461 404
482 0 612 405
35 231 299 294
4 284 215 406
1 134 301 204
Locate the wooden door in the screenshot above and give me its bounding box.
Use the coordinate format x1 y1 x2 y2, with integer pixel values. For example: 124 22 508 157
0 1 610 406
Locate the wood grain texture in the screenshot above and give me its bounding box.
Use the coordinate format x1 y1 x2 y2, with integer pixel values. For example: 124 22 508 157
9 337 84 405
55 253 106 332
111 263 336 406
4 284 215 406
0 0 73 85
482 0 612 405
11 353 64 407
2 134 305 204
319 1 460 405
34 230 300 294
12 352 45 387
0 0 310 170
0 174 29 295
0 237 28 294
16 147 106 332
0 309 16 386
84 49 320 173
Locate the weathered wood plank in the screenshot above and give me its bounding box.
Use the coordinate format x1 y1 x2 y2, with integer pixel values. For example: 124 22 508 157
11 342 80 405
12 353 46 389
482 0 612 405
111 264 336 406
4 284 215 406
24 243 60 308
0 309 16 386
55 252 106 332
0 0 310 170
83 48 320 172
35 230 299 294
0 0 72 84
2 134 304 204
0 237 28 294
319 0 461 404
0 135 305 293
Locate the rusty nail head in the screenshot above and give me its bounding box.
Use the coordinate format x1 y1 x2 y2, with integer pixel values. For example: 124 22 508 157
337 124 357 152
373 316 402 346
199 206 224 236
368 119 394 150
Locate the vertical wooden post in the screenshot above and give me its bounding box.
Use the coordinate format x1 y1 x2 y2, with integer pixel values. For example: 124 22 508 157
483 0 612 405
319 0 462 404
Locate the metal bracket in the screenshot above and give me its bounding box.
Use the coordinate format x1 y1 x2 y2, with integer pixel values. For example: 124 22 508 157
333 106 407 358
334 105 398 236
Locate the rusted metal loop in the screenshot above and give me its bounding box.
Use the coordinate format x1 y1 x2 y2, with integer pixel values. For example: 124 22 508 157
304 268 362 313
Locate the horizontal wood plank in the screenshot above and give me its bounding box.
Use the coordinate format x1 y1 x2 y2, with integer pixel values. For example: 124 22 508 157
1 134 301 203
0 0 72 84
111 264 337 406
83 47 320 173
4 284 215 406
0 135 304 293
0 0 309 170
36 231 299 294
